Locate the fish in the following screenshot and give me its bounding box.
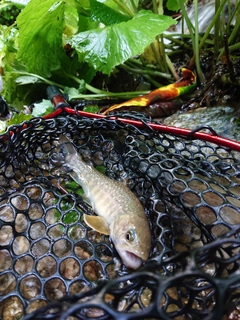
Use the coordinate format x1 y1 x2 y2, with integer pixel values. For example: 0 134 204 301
58 135 151 269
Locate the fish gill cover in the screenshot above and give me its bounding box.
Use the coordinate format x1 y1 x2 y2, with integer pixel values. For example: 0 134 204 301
0 111 239 319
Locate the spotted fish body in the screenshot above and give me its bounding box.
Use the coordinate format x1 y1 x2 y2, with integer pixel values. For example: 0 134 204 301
59 135 151 269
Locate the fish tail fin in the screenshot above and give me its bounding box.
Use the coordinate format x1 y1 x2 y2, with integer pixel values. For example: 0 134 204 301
58 134 79 159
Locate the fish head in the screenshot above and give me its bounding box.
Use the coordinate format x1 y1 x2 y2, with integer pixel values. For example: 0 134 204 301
110 214 151 270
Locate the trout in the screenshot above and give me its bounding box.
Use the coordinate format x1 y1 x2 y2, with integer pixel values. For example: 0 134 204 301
58 135 151 269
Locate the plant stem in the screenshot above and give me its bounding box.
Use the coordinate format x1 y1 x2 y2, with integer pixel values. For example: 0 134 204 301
152 0 158 14
189 0 227 69
198 0 227 51
177 0 197 71
163 34 193 50
67 74 113 94
225 1 240 32
150 41 164 72
165 55 179 80
178 0 195 36
214 0 220 59
228 41 240 52
194 0 204 83
159 34 169 73
69 91 150 100
225 7 240 46
129 0 138 14
122 63 172 79
112 0 134 17
12 71 151 100
142 74 163 87
150 0 166 74
128 57 178 76
13 71 151 100
13 72 65 89
167 49 184 56
152 0 163 14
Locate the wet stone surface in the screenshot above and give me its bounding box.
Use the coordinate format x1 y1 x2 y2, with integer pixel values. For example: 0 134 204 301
164 105 240 141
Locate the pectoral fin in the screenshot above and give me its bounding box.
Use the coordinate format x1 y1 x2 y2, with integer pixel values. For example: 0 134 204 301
84 214 110 235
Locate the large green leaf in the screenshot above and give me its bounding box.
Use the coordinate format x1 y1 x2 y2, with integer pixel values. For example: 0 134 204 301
71 10 176 74
16 0 65 77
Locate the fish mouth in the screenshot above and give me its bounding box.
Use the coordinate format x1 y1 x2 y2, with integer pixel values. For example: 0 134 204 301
120 250 143 270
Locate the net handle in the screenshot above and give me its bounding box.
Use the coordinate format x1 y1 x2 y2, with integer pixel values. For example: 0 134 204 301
42 107 240 152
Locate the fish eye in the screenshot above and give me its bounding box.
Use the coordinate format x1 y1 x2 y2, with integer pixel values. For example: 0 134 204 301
125 229 136 242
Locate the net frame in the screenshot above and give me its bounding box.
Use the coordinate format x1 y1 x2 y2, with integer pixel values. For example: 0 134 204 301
0 103 239 320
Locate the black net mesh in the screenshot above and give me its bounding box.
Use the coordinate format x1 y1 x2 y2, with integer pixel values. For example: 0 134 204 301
0 111 239 320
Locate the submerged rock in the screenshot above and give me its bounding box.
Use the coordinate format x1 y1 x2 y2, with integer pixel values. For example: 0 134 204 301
164 105 240 141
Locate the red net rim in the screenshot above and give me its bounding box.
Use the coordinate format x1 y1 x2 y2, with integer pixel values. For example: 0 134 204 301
40 107 240 152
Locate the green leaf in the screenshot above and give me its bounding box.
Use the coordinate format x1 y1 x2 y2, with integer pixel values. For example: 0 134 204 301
64 81 86 100
63 211 79 224
3 70 36 109
63 4 79 38
61 180 84 196
6 111 32 127
32 99 54 116
90 0 130 25
16 0 65 77
83 105 99 113
71 10 176 74
0 121 7 133
166 0 180 12
77 13 99 33
15 75 40 85
64 86 81 100
65 180 79 189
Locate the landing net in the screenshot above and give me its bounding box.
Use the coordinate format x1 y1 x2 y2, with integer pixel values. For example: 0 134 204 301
0 110 239 320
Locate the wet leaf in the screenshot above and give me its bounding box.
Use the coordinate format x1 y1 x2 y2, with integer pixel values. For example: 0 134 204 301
16 0 65 77
62 180 84 197
83 105 99 113
90 0 130 25
0 120 7 133
15 75 40 85
63 3 79 37
63 211 79 224
167 0 181 12
64 82 86 100
6 112 32 126
71 10 176 74
32 99 54 117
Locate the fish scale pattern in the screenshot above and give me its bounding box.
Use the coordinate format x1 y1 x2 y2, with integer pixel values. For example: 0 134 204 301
0 112 239 320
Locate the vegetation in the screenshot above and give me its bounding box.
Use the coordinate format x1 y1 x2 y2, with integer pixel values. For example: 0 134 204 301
0 0 239 112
